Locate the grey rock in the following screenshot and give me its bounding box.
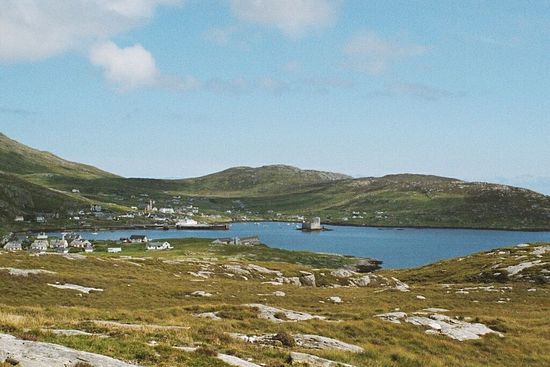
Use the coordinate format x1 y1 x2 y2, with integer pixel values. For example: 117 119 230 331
0 333 139 367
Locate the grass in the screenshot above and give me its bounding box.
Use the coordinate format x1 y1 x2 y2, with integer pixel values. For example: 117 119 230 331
0 239 548 366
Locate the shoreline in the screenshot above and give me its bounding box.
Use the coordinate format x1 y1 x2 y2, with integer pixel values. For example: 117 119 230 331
231 219 550 233
14 220 550 234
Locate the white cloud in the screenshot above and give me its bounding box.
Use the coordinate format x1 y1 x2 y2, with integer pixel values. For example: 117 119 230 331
230 0 339 38
89 42 160 90
344 31 427 74
0 0 181 62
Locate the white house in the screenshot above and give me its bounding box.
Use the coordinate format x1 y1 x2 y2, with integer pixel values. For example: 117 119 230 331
36 216 46 223
107 247 122 253
49 239 68 249
30 240 48 253
14 216 24 222
70 239 92 248
129 235 148 243
159 208 175 214
4 241 22 251
84 245 94 253
146 241 172 251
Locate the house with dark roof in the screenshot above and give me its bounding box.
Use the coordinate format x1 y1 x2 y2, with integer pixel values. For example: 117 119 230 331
129 235 148 243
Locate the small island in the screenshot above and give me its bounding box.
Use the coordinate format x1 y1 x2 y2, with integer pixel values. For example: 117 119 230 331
299 217 330 232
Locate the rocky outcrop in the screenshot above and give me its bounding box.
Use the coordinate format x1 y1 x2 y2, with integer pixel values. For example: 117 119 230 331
330 269 355 278
0 333 139 367
294 334 363 353
375 311 502 341
230 333 363 353
190 290 212 297
290 352 356 367
223 264 251 277
217 354 262 367
505 260 546 276
194 312 221 320
299 272 316 287
47 283 103 294
245 304 325 322
0 268 55 277
247 264 283 276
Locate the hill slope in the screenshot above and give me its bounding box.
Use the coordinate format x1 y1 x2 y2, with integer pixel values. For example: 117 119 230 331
0 132 549 231
0 172 87 221
0 133 117 179
179 164 351 195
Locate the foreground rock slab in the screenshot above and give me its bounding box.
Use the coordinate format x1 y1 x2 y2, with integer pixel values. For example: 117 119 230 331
47 283 103 294
0 268 56 277
375 311 501 341
0 333 139 367
231 333 363 353
291 352 356 367
217 353 262 367
245 304 326 322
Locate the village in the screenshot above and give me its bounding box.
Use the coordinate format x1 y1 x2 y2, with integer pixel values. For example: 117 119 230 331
0 231 178 255
10 190 384 233
0 230 266 256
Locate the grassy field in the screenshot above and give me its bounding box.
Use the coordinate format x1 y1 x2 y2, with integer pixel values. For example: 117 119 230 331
0 238 548 366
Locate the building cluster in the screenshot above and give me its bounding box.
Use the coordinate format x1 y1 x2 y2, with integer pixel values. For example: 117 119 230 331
2 232 174 254
212 236 261 246
3 233 93 254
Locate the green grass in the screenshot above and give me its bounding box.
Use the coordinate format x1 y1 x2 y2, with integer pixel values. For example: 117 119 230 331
1 131 549 230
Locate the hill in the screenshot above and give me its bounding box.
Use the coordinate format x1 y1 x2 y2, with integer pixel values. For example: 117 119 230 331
0 172 87 223
179 164 351 195
0 132 549 231
0 133 117 179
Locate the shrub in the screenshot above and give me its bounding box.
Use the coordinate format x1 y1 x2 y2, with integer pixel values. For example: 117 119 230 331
273 331 295 347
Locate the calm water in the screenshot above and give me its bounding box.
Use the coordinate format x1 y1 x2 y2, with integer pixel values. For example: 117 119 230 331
50 222 550 268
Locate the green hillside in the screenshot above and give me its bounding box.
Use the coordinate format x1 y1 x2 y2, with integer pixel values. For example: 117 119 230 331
0 172 85 221
0 132 549 231
179 165 351 195
0 133 117 179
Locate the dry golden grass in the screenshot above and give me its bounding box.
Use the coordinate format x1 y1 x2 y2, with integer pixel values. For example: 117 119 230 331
0 239 548 366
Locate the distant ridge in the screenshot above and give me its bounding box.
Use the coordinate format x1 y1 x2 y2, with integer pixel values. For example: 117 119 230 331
0 132 549 231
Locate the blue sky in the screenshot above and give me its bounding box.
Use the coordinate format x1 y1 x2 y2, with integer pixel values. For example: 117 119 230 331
1 0 549 194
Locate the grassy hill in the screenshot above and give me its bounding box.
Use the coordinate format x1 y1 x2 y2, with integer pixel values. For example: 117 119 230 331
0 132 549 231
0 172 86 221
0 240 548 366
179 165 351 195
0 133 117 179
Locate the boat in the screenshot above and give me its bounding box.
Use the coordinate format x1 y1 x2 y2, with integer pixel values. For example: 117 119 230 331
175 218 229 230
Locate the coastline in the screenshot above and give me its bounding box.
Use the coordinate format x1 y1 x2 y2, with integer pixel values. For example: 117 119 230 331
14 219 550 235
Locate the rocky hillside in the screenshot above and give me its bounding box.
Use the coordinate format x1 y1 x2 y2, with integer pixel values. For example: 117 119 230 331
0 239 547 366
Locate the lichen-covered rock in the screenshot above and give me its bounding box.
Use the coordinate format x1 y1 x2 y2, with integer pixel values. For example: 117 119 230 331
245 304 325 322
330 269 355 278
0 333 139 367
290 352 356 367
299 272 316 287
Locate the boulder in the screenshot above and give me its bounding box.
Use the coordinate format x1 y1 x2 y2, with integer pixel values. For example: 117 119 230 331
0 333 139 367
